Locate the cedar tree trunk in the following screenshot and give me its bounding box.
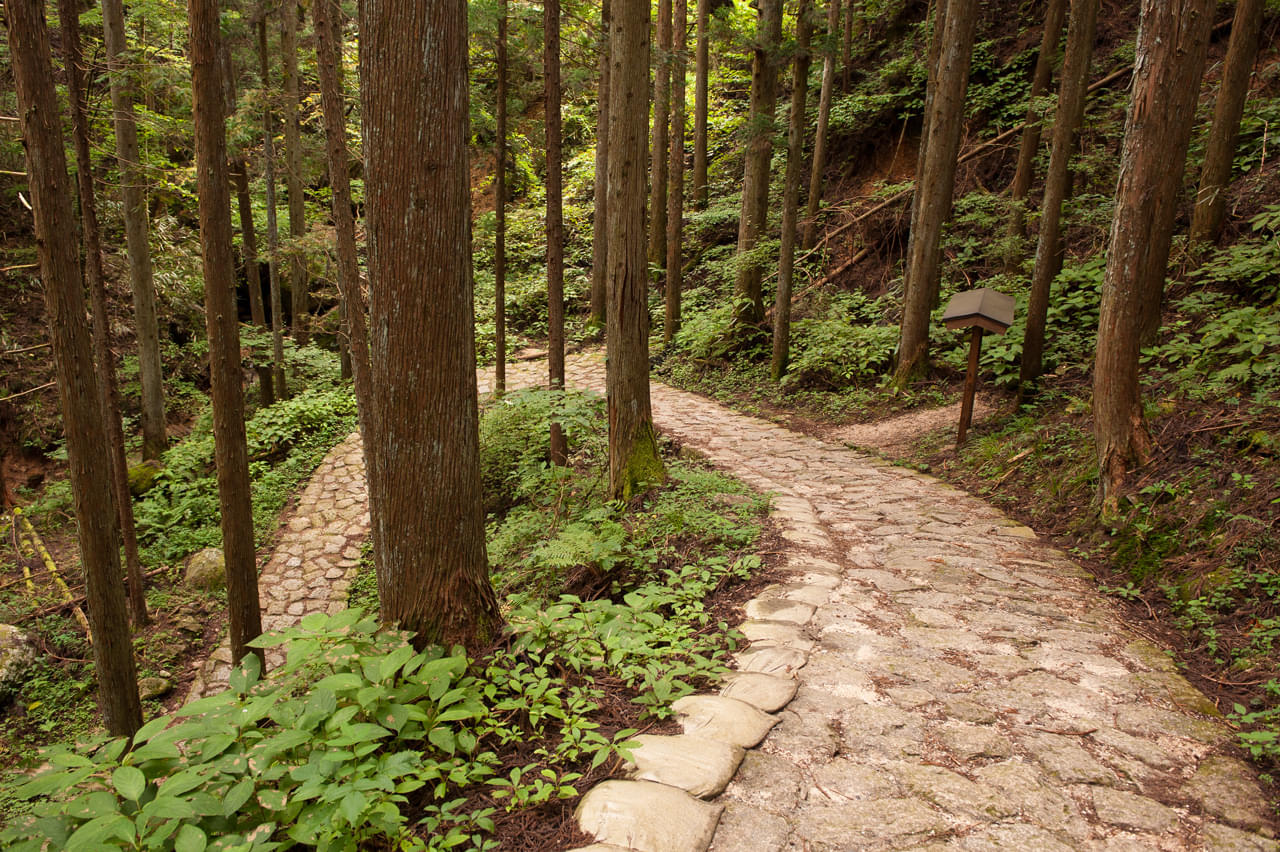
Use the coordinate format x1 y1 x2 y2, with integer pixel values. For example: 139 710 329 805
281 1 309 345
664 0 687 342
546 0 568 464
258 19 289 398
649 0 672 269
692 0 710 208
589 0 611 329
803 0 841 250
497 0 512 374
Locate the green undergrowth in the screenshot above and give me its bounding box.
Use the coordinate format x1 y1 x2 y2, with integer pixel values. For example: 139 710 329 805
2 388 769 849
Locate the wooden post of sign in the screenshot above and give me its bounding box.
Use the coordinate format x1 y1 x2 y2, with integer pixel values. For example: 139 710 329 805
957 326 983 447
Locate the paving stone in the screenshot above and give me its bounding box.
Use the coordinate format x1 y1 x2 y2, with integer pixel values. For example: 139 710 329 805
1201 823 1280 852
625 734 745 798
937 721 1014 760
793 799 950 848
735 645 808 676
575 780 723 852
720 750 804 813
707 802 791 852
972 761 1090 840
1090 786 1178 833
889 761 1016 820
720 672 798 712
957 824 1076 851
1020 732 1116 786
1183 756 1276 835
672 695 778 748
809 757 899 802
743 597 816 625
847 569 930 592
736 620 815 652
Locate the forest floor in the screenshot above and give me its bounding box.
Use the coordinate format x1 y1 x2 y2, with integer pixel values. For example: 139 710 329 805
182 351 1277 849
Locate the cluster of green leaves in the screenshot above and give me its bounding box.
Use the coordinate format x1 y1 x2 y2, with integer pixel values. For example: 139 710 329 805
785 291 897 387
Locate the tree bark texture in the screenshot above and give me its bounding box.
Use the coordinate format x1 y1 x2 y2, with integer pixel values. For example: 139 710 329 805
546 0 568 465
1094 0 1213 506
1006 0 1068 249
803 0 841 250
664 0 688 343
649 0 673 269
607 0 665 501
1190 0 1263 247
841 0 854 91
223 48 275 407
893 0 976 386
589 0 611 329
258 19 289 399
60 0 148 626
281 1 309 346
102 0 167 460
314 0 373 426
730 0 783 333
190 0 264 669
1020 0 1099 390
692 0 710 208
359 0 501 651
496 0 512 384
7 0 142 737
903 0 948 280
772 0 813 381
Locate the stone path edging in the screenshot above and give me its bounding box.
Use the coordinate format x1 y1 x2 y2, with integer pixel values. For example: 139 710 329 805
187 353 1279 851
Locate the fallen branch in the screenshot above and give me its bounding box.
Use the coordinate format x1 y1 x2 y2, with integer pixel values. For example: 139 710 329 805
767 247 874 320
0 381 56 403
13 507 92 642
12 566 170 625
0 341 49 355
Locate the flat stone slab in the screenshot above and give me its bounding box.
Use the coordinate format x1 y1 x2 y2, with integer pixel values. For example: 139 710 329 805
626 734 745 798
721 671 799 712
673 695 778 748
846 569 929 593
575 780 723 852
736 620 815 652
735 645 808 676
743 597 816 625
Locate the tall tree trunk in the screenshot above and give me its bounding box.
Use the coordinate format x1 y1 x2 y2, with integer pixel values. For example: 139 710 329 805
608 0 665 500
102 0 166 460
314 0 373 422
772 0 813 381
664 0 687 343
258 18 288 398
1005 0 1068 254
691 0 710 208
1020 0 1099 390
281 1 308 346
7 0 142 737
222 46 275 407
190 0 264 670
649 0 672 270
497 0 512 378
60 0 148 626
802 0 840 250
359 0 500 651
893 0 976 386
730 0 783 335
1094 0 1213 507
546 0 567 465
904 0 948 271
1190 0 1263 247
589 0 611 329
841 0 854 91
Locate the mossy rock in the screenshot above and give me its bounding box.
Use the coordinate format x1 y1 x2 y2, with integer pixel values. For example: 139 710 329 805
184 547 226 591
128 460 164 496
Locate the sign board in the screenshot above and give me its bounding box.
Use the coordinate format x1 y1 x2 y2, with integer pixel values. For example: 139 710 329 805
942 288 1015 334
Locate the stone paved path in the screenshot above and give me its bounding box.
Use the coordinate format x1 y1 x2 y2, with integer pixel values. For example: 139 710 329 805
191 353 1278 850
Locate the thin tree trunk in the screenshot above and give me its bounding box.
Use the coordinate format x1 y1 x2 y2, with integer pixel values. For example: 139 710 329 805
314 0 372 422
1094 0 1213 507
7 0 142 737
102 0 166 460
222 46 274 407
60 0 148 626
589 0 611 329
608 0 665 501
1020 0 1099 390
359 0 500 651
665 0 687 342
772 0 813 381
691 0 710 208
258 18 288 398
730 0 783 335
841 0 854 91
190 0 264 670
803 0 841 250
649 0 672 269
893 0 976 386
497 0 512 377
546 0 567 465
1191 0 1263 247
1006 0 1068 254
906 0 948 264
281 1 308 346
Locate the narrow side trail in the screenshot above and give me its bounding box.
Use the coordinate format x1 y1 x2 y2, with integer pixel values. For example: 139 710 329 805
189 353 1276 850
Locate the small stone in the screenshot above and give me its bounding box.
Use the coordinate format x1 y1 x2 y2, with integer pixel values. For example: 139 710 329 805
736 621 814 652
721 672 798 712
1201 823 1280 852
575 780 722 852
847 569 928 593
735 645 807 677
0 624 37 694
708 802 791 852
673 695 778 748
1183 756 1275 835
625 734 744 798
808 758 898 802
1090 787 1177 833
138 677 172 701
890 761 1015 820
938 722 1013 760
743 598 815 625
1022 732 1115 786
184 547 226 590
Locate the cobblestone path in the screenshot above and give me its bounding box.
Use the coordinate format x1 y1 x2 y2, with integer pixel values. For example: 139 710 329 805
191 353 1277 850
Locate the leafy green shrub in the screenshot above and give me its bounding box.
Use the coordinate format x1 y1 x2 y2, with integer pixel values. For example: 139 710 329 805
1146 290 1280 396
785 292 897 387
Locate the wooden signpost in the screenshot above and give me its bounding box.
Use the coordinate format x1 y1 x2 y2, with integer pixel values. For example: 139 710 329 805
942 287 1015 447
